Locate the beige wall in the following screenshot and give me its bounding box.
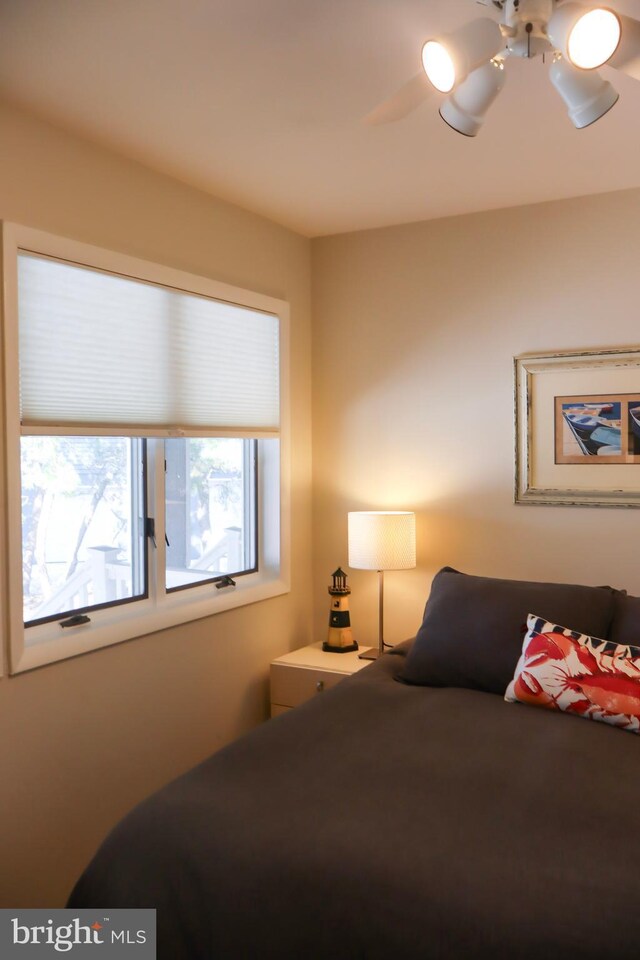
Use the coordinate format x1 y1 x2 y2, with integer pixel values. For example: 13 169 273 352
0 101 313 907
312 190 640 646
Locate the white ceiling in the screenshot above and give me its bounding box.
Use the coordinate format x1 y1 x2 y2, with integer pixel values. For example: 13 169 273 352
1 0 640 237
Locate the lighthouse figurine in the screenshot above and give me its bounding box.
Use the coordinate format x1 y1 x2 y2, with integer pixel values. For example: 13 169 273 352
323 567 358 653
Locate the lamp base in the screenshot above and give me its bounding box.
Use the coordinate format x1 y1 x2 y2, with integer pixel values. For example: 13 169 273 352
358 647 381 661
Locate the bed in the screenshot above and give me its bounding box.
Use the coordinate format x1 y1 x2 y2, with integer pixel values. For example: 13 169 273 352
68 568 640 959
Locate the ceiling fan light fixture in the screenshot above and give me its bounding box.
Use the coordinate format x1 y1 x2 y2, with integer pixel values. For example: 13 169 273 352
549 57 619 128
372 1 640 134
439 60 506 136
548 5 621 70
421 17 504 93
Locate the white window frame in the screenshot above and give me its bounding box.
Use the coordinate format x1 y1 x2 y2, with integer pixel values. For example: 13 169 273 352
1 223 291 674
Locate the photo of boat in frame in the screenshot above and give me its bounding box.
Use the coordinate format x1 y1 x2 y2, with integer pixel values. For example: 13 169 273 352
555 394 640 464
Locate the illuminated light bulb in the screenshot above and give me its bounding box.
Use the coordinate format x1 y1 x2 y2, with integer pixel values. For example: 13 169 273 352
568 8 621 69
422 40 456 93
548 4 621 70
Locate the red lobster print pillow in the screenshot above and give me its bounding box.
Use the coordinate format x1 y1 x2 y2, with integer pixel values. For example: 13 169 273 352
505 614 640 734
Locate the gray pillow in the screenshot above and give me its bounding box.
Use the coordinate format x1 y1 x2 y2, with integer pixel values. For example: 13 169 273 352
608 593 640 647
399 567 618 694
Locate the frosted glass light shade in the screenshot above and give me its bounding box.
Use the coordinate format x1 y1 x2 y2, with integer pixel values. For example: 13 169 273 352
548 5 621 70
549 58 618 128
348 512 416 571
421 18 504 94
440 60 506 136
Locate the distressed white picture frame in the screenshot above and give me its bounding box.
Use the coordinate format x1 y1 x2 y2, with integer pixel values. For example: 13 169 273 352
515 347 640 507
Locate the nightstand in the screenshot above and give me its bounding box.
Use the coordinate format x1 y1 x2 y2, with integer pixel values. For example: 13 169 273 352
270 642 373 717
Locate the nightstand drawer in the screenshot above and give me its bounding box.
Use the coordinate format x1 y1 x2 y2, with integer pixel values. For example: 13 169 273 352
269 643 373 716
270 663 345 709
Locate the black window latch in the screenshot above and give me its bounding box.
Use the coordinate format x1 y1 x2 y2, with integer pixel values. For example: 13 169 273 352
60 614 91 628
145 517 169 548
215 576 236 590
146 517 157 548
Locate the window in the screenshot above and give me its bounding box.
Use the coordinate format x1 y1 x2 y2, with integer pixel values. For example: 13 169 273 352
2 224 290 673
21 435 147 625
164 437 256 592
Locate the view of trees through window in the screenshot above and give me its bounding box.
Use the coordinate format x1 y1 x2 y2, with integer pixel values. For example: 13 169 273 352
165 437 253 590
21 436 145 624
21 436 254 625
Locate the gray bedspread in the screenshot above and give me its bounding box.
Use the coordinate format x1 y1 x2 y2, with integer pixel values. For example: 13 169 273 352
68 646 640 959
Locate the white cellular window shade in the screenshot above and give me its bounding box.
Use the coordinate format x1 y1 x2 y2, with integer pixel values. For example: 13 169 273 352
18 252 280 436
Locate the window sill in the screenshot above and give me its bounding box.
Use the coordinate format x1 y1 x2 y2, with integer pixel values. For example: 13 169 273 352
13 571 291 674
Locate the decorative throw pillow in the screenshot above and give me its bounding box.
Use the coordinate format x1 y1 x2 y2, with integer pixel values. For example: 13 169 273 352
505 614 640 734
399 567 617 694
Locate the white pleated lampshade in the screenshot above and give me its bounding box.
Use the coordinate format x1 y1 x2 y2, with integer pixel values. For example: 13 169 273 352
348 512 416 571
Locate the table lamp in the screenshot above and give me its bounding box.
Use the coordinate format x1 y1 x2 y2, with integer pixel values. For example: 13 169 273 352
348 511 416 661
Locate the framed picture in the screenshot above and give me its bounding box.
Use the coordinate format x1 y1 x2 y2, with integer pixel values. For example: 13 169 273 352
515 347 640 507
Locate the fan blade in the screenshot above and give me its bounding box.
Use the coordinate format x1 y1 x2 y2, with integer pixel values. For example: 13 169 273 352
364 70 435 125
609 14 640 82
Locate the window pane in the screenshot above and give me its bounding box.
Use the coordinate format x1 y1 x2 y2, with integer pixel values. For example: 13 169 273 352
165 438 255 591
21 437 146 625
